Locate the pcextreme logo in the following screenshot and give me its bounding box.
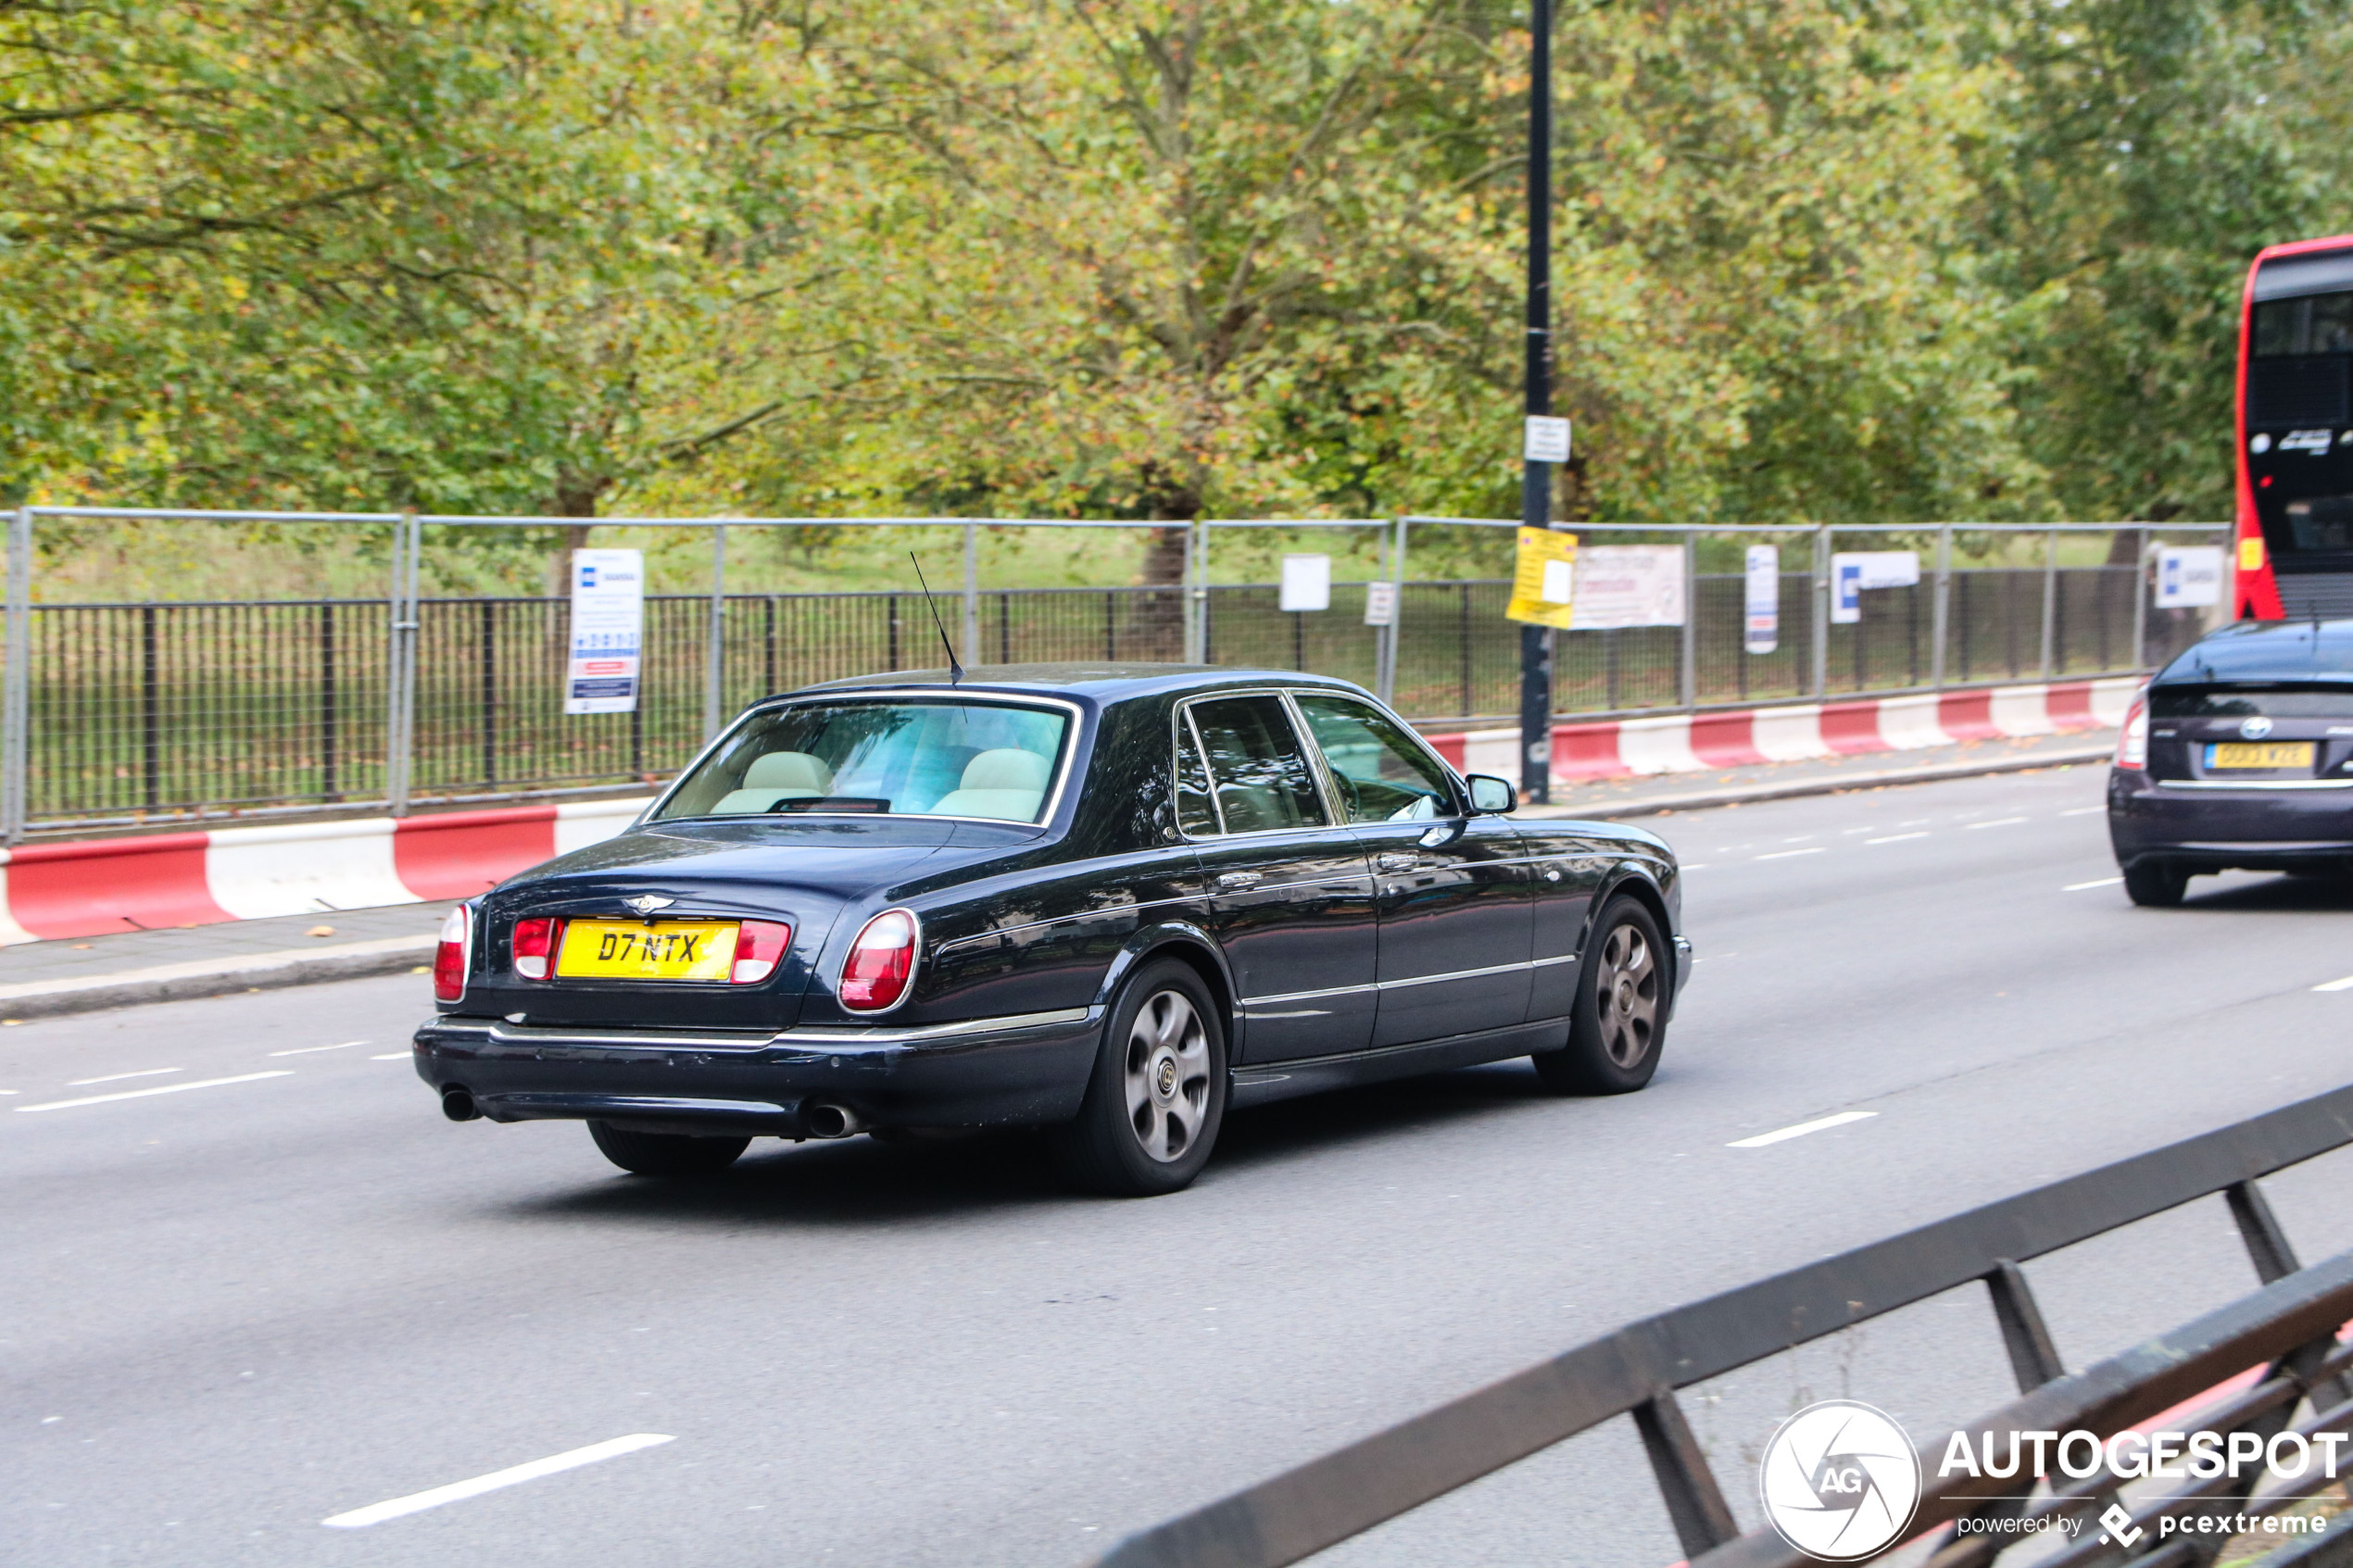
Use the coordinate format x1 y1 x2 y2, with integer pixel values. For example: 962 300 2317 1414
1758 1401 1921 1562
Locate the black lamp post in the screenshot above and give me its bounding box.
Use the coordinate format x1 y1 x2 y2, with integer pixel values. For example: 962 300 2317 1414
1517 0 1555 805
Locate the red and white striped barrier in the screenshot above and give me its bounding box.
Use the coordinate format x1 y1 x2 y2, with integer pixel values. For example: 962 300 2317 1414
0 797 652 945
1425 677 2137 784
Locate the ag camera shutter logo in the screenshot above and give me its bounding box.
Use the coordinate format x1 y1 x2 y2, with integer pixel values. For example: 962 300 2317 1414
1759 1400 1921 1562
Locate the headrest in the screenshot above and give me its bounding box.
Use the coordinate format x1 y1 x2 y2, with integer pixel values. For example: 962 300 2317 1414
743 750 833 792
961 748 1051 793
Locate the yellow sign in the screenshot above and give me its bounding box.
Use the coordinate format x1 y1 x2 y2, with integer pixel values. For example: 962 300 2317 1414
1506 527 1579 628
557 920 737 982
2239 534 2266 571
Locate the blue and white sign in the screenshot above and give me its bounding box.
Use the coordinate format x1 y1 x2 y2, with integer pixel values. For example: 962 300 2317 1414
565 547 644 715
1743 545 1780 655
1831 550 1919 625
2154 546 2223 608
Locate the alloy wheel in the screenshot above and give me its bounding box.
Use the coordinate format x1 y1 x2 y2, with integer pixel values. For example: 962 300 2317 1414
1595 921 1659 1068
1124 989 1210 1163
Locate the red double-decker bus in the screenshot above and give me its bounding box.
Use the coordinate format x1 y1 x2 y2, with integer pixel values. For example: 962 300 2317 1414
2235 234 2353 619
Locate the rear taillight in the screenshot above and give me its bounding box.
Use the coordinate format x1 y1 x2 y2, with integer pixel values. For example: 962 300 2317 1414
512 917 562 981
2116 696 2148 771
731 920 792 985
839 909 918 1012
434 906 472 1001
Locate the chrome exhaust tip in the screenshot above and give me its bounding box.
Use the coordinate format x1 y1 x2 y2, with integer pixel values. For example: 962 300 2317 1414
804 1102 864 1139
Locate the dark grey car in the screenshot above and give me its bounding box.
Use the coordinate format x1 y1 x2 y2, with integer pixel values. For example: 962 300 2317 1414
2109 620 2353 904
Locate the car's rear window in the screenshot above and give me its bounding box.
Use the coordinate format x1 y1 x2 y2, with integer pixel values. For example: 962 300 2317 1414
2148 684 2353 719
654 697 1070 823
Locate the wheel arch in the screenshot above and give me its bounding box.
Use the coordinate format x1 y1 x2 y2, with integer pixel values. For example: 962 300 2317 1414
1584 865 1678 993
1093 922 1240 1057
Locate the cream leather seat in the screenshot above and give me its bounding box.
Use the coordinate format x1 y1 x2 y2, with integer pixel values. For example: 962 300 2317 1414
928 748 1051 821
711 750 835 814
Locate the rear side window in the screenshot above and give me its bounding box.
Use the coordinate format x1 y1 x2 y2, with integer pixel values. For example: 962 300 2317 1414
2149 685 2353 719
1174 721 1219 836
1183 696 1327 834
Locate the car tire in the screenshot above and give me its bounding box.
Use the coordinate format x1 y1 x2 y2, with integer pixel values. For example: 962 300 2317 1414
1533 895 1668 1096
1048 958 1227 1197
587 1121 750 1177
2121 861 2188 908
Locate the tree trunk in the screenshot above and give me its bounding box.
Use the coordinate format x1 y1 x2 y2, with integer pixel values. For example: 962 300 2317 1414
548 471 608 596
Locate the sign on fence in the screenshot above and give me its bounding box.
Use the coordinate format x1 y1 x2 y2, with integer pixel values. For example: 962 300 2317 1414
1278 554 1331 612
1573 545 1686 629
2155 546 2224 608
1362 581 1398 627
1506 527 1579 628
1831 550 1919 624
1743 545 1780 654
564 548 645 715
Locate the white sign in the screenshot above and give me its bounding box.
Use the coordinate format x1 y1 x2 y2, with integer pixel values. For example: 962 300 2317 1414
2155 546 2224 608
564 548 644 714
1743 545 1780 655
1831 550 1920 624
1524 415 1571 464
1541 558 1577 605
1279 553 1331 612
1362 581 1398 627
1572 545 1685 628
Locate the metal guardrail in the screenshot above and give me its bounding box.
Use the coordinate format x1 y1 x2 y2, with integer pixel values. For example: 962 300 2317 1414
0 507 2227 835
1089 1085 2353 1567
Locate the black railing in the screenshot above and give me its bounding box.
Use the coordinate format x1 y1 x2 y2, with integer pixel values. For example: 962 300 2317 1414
1090 1085 2353 1568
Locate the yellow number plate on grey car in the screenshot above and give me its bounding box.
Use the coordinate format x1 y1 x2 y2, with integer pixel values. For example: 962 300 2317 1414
2205 742 2315 770
557 920 737 981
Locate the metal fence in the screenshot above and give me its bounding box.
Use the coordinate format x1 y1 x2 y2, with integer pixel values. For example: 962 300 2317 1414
0 508 2227 837
1089 1084 2353 1568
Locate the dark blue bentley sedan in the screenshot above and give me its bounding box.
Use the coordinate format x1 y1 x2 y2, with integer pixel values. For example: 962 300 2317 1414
2111 620 2353 905
414 665 1690 1195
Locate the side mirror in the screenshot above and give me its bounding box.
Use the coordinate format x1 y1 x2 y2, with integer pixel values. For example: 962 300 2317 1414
1466 773 1516 814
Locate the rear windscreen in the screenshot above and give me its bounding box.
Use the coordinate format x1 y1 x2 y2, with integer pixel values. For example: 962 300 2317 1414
2149 685 2353 719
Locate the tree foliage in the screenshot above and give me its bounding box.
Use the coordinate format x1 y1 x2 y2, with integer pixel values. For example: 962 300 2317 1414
1 0 2346 572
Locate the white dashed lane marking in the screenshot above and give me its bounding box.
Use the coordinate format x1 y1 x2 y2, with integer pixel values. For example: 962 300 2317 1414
15 1071 293 1113
1729 1111 1879 1148
1865 833 1930 845
321 1434 675 1529
2064 877 2123 892
2313 975 2353 993
1754 847 1826 861
1966 817 2030 830
67 1067 181 1086
269 1040 369 1058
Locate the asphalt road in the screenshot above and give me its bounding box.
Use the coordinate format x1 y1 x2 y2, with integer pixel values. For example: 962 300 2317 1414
9 759 2353 1568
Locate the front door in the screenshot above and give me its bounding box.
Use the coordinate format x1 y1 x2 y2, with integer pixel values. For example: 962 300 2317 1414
1180 693 1378 1064
1290 692 1533 1047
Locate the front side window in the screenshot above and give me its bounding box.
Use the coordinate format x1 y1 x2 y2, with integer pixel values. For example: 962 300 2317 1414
1183 695 1327 834
1293 694 1455 823
654 698 1069 824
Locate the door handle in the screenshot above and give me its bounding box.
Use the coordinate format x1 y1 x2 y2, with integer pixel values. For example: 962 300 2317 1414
1215 871 1263 890
1376 852 1418 873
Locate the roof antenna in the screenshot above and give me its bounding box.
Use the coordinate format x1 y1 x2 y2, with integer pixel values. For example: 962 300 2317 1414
909 552 964 686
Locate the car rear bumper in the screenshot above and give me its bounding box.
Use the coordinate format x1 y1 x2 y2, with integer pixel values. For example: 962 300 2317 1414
2108 767 2353 870
410 1006 1104 1135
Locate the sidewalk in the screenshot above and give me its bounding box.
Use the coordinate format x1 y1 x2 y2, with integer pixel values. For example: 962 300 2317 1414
0 900 454 1022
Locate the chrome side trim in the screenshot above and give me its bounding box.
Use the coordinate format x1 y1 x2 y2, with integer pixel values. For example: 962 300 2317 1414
775 1007 1095 1046
2158 778 2353 791
1239 955 1570 1008
429 1006 1097 1053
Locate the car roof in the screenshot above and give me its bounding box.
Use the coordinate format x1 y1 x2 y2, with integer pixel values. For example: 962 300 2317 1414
793 662 1373 705
2156 620 2353 685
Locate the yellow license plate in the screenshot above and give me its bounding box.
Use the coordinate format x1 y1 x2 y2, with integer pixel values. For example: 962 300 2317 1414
2207 742 2315 770
556 920 737 981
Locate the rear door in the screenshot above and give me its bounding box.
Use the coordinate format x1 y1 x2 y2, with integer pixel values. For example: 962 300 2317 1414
1290 692 1533 1048
1179 693 1378 1064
